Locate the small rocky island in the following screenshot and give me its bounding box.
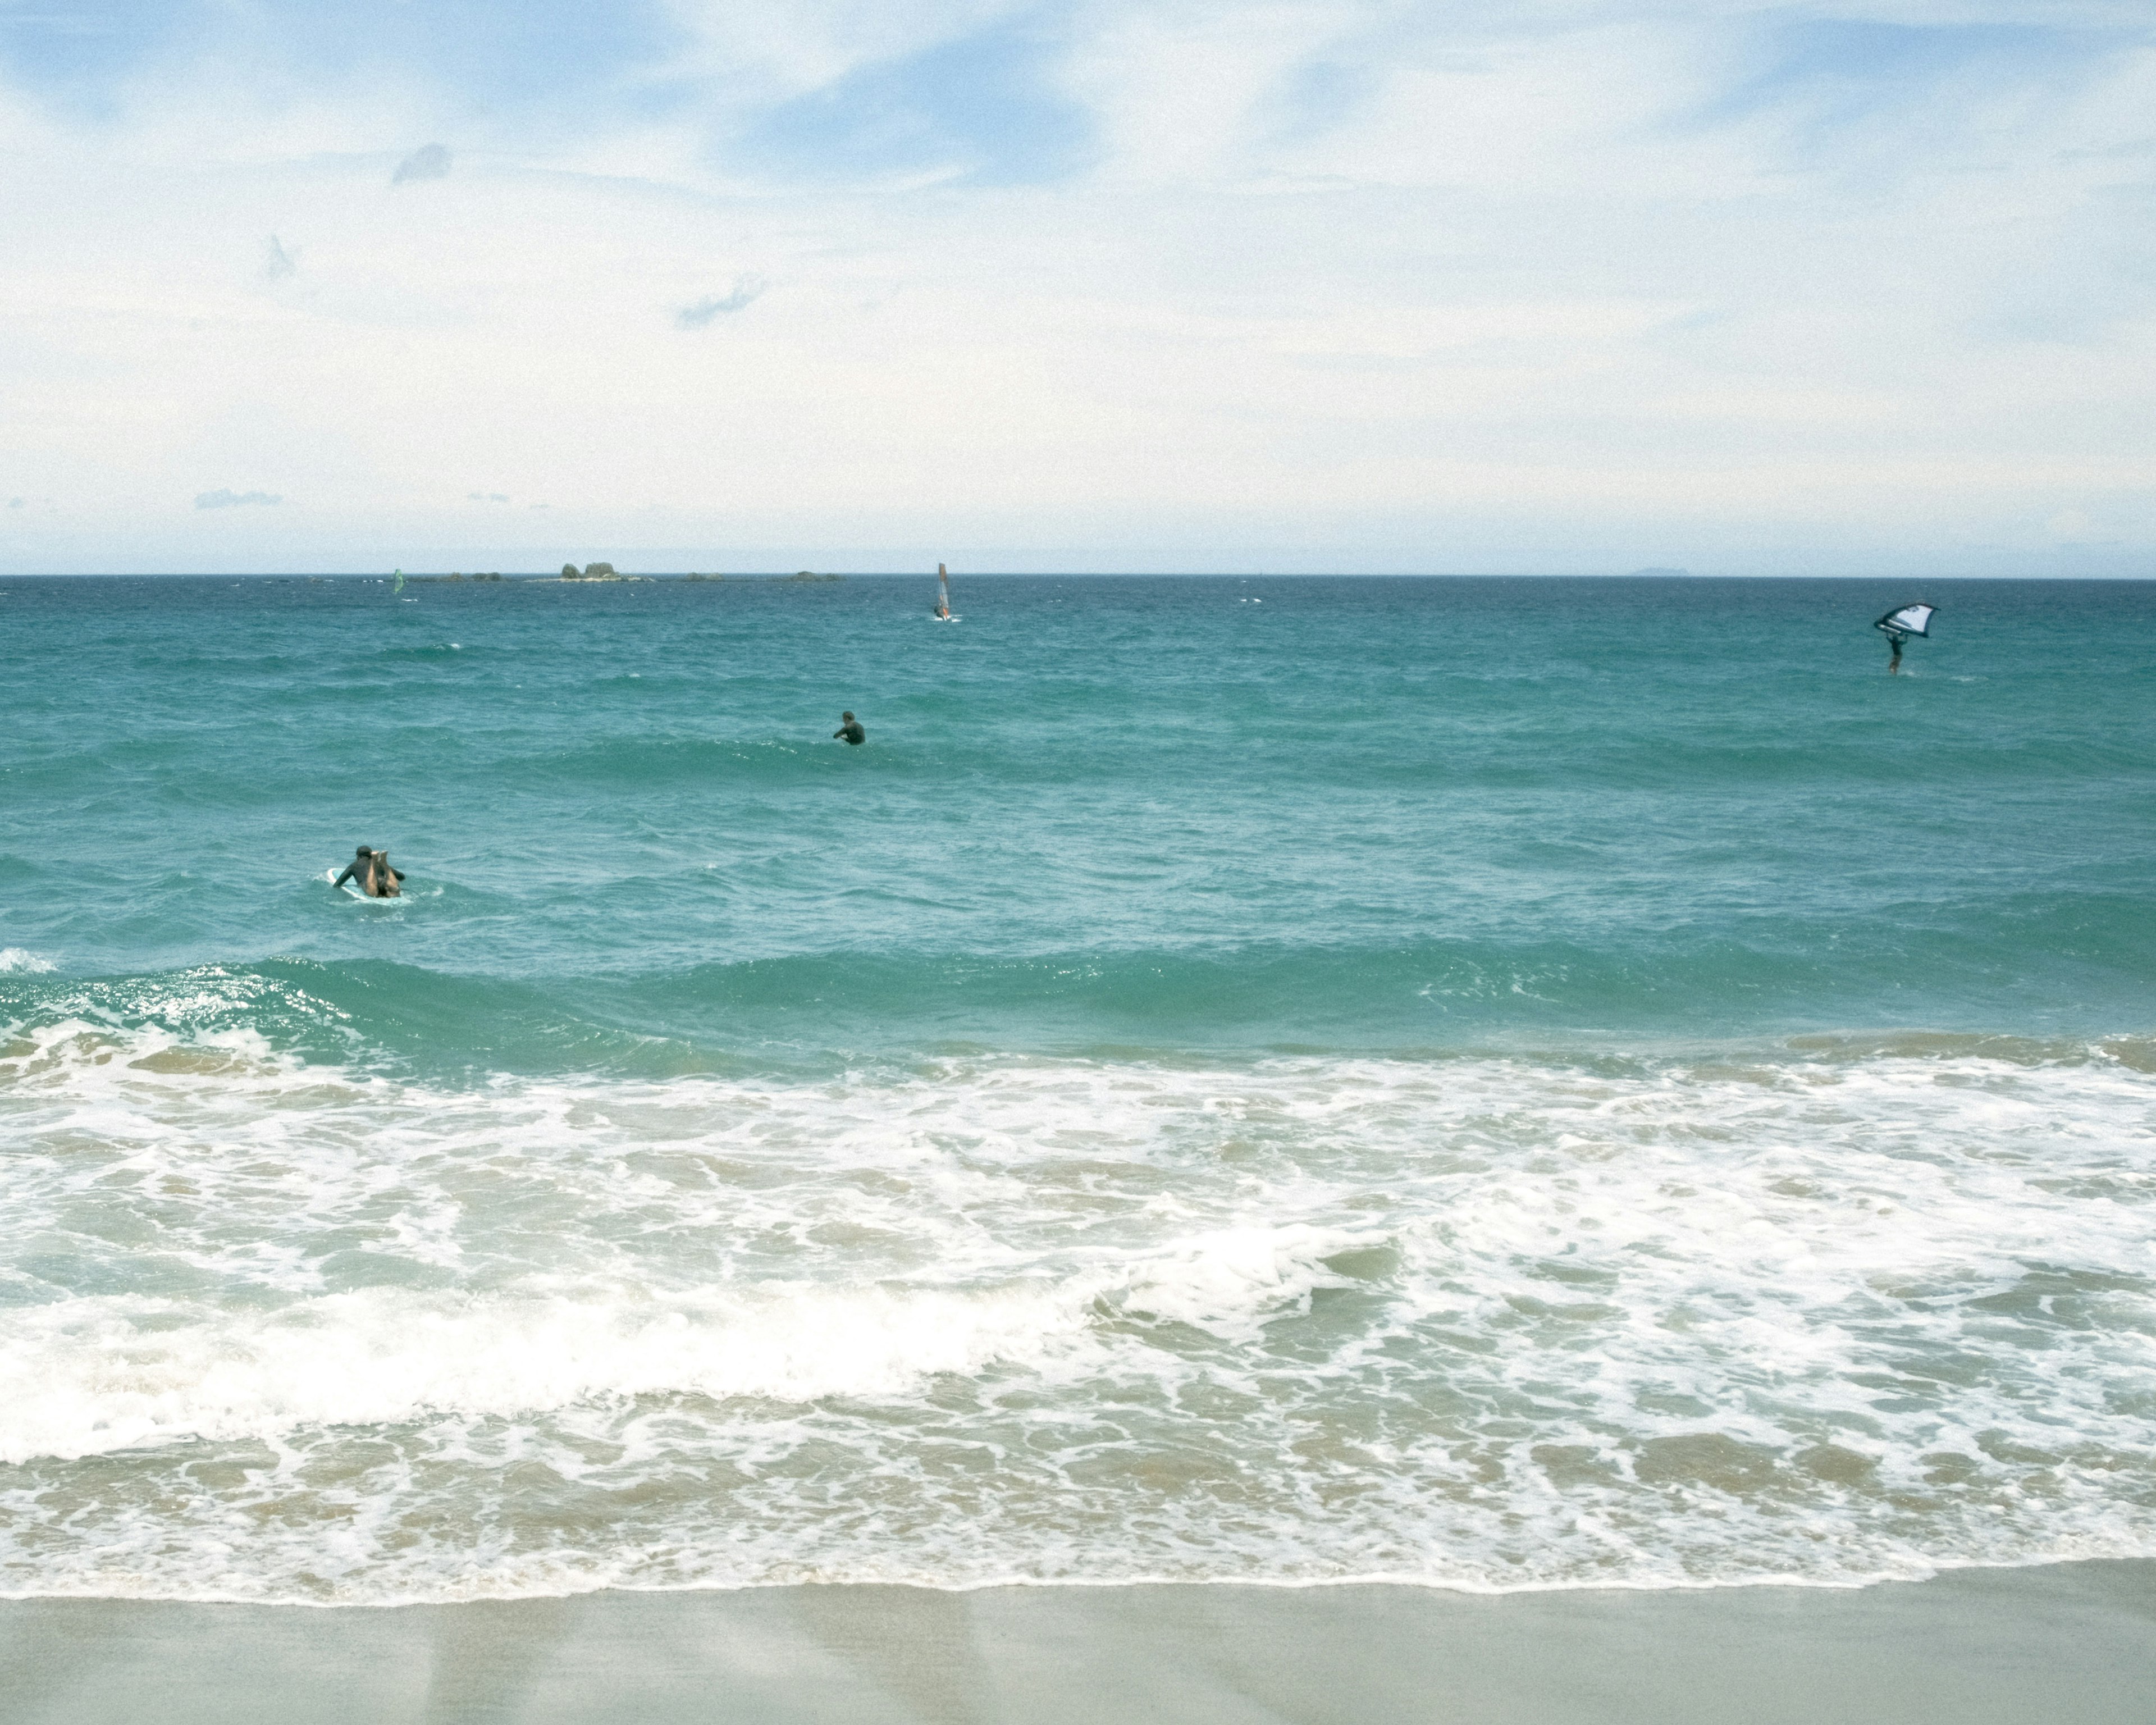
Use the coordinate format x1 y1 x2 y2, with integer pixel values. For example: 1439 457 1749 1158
560 562 624 581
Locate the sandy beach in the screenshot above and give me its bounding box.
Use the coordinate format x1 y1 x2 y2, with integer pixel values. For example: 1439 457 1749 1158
6 1561 2152 1724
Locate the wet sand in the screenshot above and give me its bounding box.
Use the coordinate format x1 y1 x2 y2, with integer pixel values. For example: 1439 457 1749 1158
4 1561 2152 1724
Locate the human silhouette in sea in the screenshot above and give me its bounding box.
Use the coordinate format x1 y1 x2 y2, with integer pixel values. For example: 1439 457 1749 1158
1874 603 1935 676
333 846 404 896
833 711 866 745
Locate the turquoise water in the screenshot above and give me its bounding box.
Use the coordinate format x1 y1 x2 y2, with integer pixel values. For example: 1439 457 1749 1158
7 574 2153 1061
3 574 2154 1601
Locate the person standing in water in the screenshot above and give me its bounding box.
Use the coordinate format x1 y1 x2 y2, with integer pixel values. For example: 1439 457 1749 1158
1872 603 1933 675
833 711 866 745
332 846 405 896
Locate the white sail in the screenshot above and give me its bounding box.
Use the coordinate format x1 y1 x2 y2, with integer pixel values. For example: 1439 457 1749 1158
1875 603 1934 637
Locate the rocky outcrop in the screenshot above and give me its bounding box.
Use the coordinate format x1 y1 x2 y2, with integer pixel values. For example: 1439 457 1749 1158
561 563 623 581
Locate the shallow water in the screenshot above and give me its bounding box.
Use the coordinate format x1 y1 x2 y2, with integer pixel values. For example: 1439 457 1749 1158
2 574 2153 1601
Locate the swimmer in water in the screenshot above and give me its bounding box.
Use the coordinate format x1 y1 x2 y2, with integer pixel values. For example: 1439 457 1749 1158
833 711 866 745
332 846 405 897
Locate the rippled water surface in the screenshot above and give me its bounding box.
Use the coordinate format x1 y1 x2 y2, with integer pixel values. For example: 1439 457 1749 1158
2 574 2153 1600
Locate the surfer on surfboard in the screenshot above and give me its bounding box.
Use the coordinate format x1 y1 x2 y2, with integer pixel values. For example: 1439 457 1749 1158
332 846 405 897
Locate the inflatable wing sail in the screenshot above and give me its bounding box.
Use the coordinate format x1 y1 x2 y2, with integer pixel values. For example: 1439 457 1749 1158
1875 603 1934 637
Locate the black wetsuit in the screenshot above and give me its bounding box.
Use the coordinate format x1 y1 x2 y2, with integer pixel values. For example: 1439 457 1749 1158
334 857 406 896
834 720 866 745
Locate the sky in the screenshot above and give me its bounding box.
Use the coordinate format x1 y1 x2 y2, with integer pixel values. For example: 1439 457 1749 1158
1 1 2152 574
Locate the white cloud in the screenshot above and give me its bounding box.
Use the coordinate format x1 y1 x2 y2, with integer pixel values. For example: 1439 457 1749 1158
0 3 2150 572
195 490 283 509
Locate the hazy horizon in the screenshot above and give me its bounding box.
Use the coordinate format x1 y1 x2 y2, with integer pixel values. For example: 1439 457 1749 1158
5 566 2153 581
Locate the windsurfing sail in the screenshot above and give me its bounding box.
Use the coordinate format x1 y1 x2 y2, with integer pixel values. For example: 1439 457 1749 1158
392 568 405 594
1874 603 1933 638
936 563 951 616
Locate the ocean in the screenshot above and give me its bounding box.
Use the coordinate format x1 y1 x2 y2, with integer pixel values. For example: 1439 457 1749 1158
2 573 2152 1605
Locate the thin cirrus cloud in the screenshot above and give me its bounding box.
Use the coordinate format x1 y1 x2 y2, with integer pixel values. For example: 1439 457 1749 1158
1260 57 1383 148
195 490 282 510
734 17 1093 186
1691 14 2135 137
392 143 452 185
677 275 766 328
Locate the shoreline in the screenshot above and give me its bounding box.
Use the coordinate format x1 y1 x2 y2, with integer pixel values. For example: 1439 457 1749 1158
6 1560 2152 1724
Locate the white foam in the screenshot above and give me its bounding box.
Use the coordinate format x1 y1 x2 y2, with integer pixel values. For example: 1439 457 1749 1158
1113 1224 1378 1338
0 947 56 973
3 1026 2154 1601
0 1281 1096 1466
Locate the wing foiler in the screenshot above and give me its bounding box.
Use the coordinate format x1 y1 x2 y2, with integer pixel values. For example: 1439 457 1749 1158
1875 603 1934 638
